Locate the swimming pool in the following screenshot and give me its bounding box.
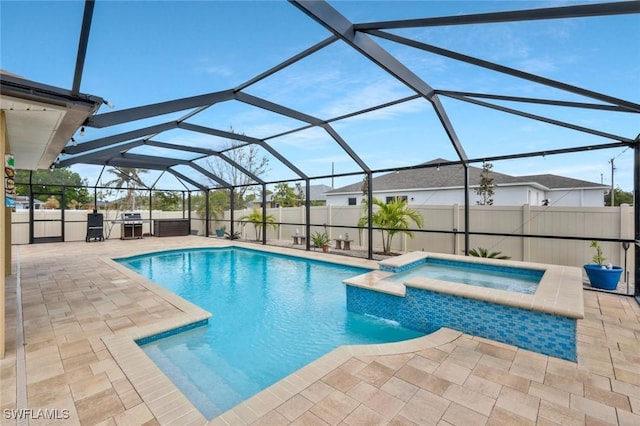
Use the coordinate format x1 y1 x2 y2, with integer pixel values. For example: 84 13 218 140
116 247 425 419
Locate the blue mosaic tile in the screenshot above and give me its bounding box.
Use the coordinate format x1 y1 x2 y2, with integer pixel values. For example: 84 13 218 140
135 319 209 346
346 286 577 361
380 258 426 273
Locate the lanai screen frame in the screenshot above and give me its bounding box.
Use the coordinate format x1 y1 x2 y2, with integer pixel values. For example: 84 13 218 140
44 0 639 299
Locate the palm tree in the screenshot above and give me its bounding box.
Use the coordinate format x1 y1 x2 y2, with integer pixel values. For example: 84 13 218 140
105 167 148 210
239 209 277 241
358 197 424 255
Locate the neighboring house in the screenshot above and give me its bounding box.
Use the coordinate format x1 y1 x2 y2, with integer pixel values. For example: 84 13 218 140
14 196 46 210
252 184 333 208
325 159 607 207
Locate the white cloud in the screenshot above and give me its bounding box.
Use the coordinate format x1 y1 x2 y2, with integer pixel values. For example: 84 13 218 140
319 78 422 120
194 64 232 77
515 57 557 74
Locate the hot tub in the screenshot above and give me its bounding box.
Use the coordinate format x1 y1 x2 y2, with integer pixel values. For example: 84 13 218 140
343 251 584 361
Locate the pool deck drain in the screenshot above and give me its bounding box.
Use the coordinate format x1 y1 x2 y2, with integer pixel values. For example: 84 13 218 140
2 237 639 425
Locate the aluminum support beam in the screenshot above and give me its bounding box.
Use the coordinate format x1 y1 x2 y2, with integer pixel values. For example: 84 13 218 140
85 90 235 128
447 93 635 143
290 1 436 98
290 0 468 162
437 90 637 113
367 30 640 113
430 95 467 162
105 153 179 168
71 0 95 96
57 140 146 167
355 1 640 30
262 94 422 142
235 93 371 173
144 140 264 184
305 179 311 251
262 183 267 244
235 35 338 92
178 122 261 144
367 171 373 260
167 169 207 191
63 122 178 155
464 165 470 255
108 165 150 189
635 136 640 302
187 162 232 188
177 122 307 179
254 140 308 179
234 92 324 125
322 124 370 173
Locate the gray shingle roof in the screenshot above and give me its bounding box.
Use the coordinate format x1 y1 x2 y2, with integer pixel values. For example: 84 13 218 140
327 159 605 194
518 174 607 190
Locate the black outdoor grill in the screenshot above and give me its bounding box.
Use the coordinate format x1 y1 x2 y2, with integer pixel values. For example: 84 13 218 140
85 211 104 242
120 212 144 240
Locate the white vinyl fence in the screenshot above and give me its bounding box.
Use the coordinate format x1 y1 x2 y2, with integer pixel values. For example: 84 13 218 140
12 204 635 285
225 204 635 278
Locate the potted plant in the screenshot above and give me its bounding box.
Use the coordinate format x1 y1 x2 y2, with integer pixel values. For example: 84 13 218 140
224 230 241 240
215 225 226 237
583 241 623 290
311 231 330 253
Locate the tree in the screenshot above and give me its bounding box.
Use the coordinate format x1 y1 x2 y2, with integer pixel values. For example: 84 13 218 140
360 174 370 204
151 191 182 211
191 190 229 223
475 162 495 205
357 197 424 255
105 167 148 210
45 195 60 209
604 187 633 206
239 209 277 241
14 168 91 209
295 183 305 206
204 127 269 209
272 183 298 207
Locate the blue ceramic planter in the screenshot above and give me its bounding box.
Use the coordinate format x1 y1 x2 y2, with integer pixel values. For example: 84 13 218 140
583 264 623 290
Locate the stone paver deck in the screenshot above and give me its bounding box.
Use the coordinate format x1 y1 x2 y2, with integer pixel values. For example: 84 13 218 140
1 237 639 425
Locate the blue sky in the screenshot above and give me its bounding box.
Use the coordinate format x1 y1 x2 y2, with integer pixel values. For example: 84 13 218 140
1 0 638 193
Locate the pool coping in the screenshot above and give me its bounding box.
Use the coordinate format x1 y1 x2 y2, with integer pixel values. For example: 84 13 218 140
345 251 585 319
103 242 465 425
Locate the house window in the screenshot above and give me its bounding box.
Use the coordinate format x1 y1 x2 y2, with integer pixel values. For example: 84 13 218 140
386 195 408 203
348 197 357 206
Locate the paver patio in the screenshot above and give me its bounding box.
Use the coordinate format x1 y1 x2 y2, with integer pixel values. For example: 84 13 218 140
1 237 639 425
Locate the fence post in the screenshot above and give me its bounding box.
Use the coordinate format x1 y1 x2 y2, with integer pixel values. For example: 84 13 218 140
619 204 633 286
523 204 530 262
278 206 282 240
327 204 332 239
453 203 460 255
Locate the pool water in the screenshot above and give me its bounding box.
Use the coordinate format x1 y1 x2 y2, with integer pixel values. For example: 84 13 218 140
117 248 425 419
384 258 542 294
